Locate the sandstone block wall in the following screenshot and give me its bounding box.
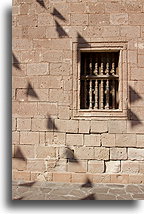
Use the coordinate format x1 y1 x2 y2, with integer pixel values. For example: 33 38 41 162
12 0 144 184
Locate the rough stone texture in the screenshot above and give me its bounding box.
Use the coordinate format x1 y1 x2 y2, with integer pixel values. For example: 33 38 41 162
105 161 121 173
12 0 144 184
12 181 144 200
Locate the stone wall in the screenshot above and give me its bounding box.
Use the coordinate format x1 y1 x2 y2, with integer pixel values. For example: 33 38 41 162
12 0 144 184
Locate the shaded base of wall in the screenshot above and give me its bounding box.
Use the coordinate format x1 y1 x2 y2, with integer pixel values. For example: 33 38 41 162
12 171 144 184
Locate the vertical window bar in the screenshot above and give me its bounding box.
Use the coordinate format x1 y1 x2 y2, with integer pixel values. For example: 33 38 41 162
94 80 98 109
100 55 104 109
84 56 87 108
89 56 93 109
105 55 110 109
112 54 115 109
94 56 98 75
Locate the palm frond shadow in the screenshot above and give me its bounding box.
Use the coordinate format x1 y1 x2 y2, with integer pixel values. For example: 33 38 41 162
26 83 39 99
81 178 93 188
18 181 36 187
47 115 58 130
129 86 142 104
65 147 79 163
51 8 66 21
127 108 142 127
12 52 21 70
14 147 26 161
36 0 46 9
55 20 69 38
77 33 91 63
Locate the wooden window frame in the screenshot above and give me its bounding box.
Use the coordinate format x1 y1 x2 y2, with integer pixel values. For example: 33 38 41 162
72 41 128 120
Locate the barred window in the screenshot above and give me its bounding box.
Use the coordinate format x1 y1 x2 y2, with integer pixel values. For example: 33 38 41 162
80 52 119 110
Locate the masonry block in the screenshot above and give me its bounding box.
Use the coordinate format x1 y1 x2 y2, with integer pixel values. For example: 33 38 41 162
66 134 83 146
120 26 140 38
128 148 144 161
17 118 31 131
27 63 49 75
28 27 46 39
14 145 35 159
110 148 127 160
89 14 110 26
121 161 140 174
12 170 31 181
12 118 16 131
68 160 87 173
38 13 54 26
27 160 46 172
50 62 72 76
93 174 111 183
13 39 33 50
58 106 71 120
116 134 137 147
105 161 121 173
129 13 144 25
91 121 108 133
36 146 56 158
12 158 27 171
46 132 65 145
38 103 57 116
88 160 104 173
79 120 90 134
71 14 88 26
13 102 38 117
101 133 115 147
111 174 129 184
95 147 109 160
18 15 38 26
66 120 79 133
75 147 94 160
20 131 39 144
53 172 71 183
84 134 100 147
71 173 93 183
12 131 20 145
87 2 105 14
137 135 144 147
108 120 127 134
32 118 48 131
110 13 128 25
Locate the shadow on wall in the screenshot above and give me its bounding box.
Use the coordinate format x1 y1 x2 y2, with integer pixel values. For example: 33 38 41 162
51 8 66 21
26 82 39 99
77 33 91 63
81 178 93 188
128 85 142 127
65 147 79 163
18 181 36 187
14 147 26 161
47 115 58 130
54 20 69 38
36 0 47 9
12 52 21 70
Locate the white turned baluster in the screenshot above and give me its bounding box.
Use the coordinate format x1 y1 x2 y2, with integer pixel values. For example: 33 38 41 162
89 57 93 109
105 55 110 109
94 57 98 75
84 57 87 108
89 80 92 109
94 57 98 109
100 56 104 109
94 80 98 109
112 80 115 109
112 55 115 109
112 54 115 75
